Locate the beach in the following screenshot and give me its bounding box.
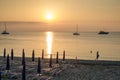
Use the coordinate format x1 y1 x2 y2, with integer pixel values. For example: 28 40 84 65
0 56 120 80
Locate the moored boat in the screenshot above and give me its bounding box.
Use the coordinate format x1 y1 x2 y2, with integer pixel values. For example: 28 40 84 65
73 24 80 35
1 23 10 35
98 31 109 34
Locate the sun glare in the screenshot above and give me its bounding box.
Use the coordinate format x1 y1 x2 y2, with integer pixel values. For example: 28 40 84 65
46 32 53 57
46 13 53 20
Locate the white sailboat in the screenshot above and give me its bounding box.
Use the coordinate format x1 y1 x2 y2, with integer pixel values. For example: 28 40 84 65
1 23 10 35
73 24 80 35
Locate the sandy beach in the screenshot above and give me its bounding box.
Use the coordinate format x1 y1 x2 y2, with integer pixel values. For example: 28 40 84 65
0 56 120 80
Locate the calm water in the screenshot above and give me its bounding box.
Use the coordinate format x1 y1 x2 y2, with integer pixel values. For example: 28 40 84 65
0 32 120 61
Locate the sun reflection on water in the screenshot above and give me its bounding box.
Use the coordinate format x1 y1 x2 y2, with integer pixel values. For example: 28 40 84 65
46 32 53 58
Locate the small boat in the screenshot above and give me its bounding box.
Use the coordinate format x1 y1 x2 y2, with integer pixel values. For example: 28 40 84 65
98 31 109 34
1 23 10 35
73 24 80 35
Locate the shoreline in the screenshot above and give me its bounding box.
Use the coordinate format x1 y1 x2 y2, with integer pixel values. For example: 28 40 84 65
1 56 120 66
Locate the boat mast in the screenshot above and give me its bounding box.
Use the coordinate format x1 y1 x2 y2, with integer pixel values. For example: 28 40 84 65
76 24 78 33
5 23 7 32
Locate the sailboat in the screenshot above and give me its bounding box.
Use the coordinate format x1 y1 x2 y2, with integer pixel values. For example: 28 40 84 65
73 24 80 35
1 23 10 35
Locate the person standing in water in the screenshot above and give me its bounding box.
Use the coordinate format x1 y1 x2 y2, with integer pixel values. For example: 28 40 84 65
96 51 99 60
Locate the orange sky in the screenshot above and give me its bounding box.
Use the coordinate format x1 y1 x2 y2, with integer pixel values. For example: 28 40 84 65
0 0 120 32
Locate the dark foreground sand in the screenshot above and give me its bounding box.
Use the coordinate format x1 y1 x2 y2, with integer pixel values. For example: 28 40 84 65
0 56 120 80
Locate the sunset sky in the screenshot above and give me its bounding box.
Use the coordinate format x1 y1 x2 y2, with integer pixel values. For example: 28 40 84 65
0 0 120 32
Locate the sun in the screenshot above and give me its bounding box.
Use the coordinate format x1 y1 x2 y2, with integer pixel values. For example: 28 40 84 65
46 13 53 20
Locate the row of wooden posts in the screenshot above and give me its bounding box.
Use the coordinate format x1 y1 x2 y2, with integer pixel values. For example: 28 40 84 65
0 48 66 80
3 48 66 61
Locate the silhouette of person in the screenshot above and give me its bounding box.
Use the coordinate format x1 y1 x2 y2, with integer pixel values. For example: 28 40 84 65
96 51 99 60
90 51 92 53
74 56 78 67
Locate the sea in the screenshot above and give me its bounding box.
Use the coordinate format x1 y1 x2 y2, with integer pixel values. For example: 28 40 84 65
0 32 120 61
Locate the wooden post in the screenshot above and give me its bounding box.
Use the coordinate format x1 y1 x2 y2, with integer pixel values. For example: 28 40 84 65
49 54 52 68
32 50 35 62
11 49 14 60
6 54 10 71
37 57 41 75
63 50 65 61
56 52 59 64
42 49 44 60
22 49 25 65
22 61 26 80
3 48 6 58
